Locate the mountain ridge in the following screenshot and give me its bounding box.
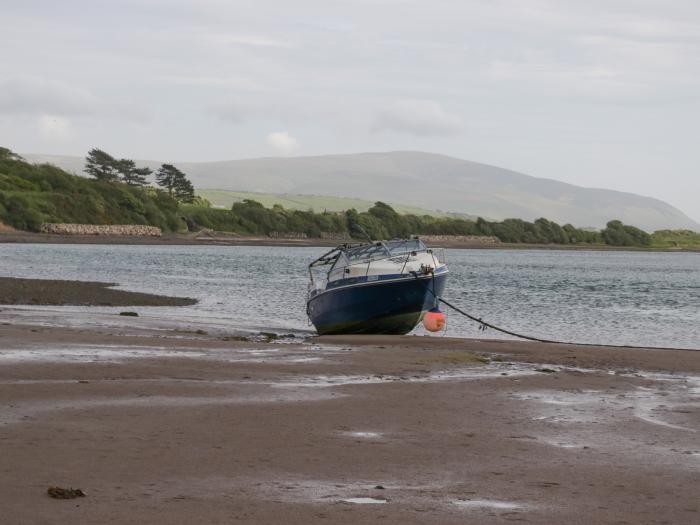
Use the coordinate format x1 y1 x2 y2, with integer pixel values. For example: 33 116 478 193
21 151 699 231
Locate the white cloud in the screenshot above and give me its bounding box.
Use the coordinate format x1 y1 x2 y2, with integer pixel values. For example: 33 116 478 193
372 99 463 136
38 115 72 140
266 131 300 155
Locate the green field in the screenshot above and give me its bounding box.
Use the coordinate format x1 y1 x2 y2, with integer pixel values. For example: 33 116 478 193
650 230 700 249
196 189 466 218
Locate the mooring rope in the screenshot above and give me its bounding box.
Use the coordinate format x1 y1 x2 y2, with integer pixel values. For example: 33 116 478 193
438 297 565 344
436 296 696 352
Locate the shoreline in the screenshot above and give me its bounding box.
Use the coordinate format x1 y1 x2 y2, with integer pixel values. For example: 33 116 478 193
0 277 196 307
0 308 698 524
1 230 698 252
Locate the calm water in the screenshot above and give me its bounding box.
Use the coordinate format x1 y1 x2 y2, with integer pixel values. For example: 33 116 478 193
1 244 698 349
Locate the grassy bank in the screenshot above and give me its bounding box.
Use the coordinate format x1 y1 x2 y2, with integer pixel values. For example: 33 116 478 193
0 149 183 232
650 229 700 249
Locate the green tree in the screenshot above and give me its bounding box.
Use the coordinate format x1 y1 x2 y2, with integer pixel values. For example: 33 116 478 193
0 147 24 161
156 164 194 201
85 148 118 182
367 201 410 238
602 220 651 246
155 164 179 195
475 217 493 236
115 159 151 186
174 177 195 203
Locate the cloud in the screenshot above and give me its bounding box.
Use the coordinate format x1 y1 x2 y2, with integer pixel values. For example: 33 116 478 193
161 74 260 90
37 115 72 140
0 76 101 116
209 99 250 124
0 76 149 122
207 34 295 48
208 96 301 124
372 99 463 136
266 131 299 155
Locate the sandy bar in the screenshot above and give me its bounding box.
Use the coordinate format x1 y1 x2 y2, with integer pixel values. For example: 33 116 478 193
0 277 197 307
0 310 698 524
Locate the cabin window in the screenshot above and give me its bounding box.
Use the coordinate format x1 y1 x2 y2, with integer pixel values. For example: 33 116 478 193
385 239 425 255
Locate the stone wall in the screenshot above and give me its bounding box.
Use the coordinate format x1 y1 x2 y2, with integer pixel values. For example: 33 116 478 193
268 231 308 239
40 223 162 236
418 235 501 244
319 232 349 240
268 231 349 240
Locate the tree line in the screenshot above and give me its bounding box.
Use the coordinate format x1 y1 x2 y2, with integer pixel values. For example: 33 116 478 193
85 148 195 203
183 198 653 247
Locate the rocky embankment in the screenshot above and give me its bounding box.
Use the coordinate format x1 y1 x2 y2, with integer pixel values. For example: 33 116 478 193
40 223 162 236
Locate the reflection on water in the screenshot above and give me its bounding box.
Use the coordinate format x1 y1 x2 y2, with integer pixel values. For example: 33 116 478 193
1 244 698 349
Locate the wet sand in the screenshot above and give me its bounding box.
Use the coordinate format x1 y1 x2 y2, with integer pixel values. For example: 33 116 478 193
0 277 197 307
0 308 698 524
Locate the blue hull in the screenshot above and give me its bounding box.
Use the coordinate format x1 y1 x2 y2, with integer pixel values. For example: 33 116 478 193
307 273 447 335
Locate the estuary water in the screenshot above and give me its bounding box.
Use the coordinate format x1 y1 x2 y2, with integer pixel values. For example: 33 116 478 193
1 244 698 349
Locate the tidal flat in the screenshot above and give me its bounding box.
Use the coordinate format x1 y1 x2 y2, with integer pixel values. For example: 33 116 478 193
0 308 698 524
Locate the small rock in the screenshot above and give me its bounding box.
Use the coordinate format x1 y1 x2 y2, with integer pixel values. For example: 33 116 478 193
47 487 85 499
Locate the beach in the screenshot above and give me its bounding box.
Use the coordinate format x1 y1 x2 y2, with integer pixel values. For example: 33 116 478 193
1 298 698 524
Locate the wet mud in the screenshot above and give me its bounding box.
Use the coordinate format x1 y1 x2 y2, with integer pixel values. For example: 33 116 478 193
0 308 698 524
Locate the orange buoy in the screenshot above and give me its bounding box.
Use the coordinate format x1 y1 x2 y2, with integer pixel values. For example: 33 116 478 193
422 307 446 332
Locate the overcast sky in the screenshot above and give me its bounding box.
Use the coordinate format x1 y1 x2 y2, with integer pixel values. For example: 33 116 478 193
2 0 699 221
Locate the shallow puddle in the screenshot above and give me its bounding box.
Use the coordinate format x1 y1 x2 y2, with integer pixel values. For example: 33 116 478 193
343 431 384 439
0 344 326 365
341 497 388 504
274 364 540 389
454 499 525 510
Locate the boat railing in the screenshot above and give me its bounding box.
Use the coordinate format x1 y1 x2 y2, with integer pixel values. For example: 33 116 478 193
428 247 446 265
328 247 447 278
307 242 447 298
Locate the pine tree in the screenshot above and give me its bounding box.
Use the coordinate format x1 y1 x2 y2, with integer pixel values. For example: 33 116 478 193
85 148 118 182
132 167 152 186
115 158 151 186
156 163 194 201
155 164 181 196
174 178 195 203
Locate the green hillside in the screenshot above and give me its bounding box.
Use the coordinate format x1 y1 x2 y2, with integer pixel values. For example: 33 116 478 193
1 147 697 249
0 148 183 232
22 151 700 231
196 189 470 218
650 230 700 249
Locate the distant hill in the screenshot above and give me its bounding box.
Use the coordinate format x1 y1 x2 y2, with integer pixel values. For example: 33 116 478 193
23 151 699 231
